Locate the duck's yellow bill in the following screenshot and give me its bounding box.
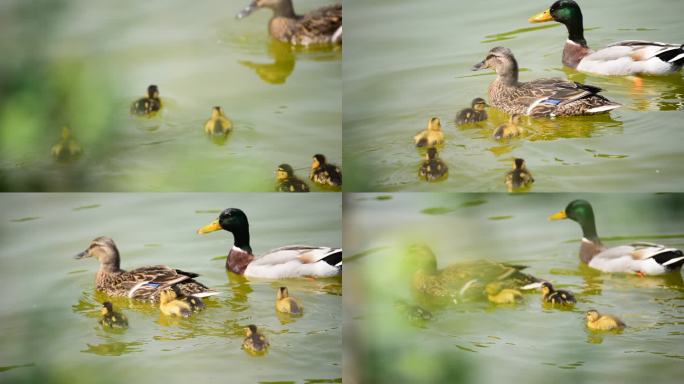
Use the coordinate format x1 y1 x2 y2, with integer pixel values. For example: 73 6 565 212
548 210 568 221
197 220 221 234
529 9 553 23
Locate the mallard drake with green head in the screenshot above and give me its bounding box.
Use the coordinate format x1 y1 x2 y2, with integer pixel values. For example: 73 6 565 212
493 114 523 140
242 324 269 355
540 281 576 306
549 200 684 275
310 154 342 188
204 106 233 136
130 85 161 116
455 98 488 125
505 158 534 192
414 117 445 147
276 163 310 192
276 286 303 314
529 0 684 76
51 126 82 162
472 47 621 117
75 237 219 302
197 208 342 279
418 147 448 182
100 301 128 328
586 309 625 331
236 0 342 46
407 244 539 306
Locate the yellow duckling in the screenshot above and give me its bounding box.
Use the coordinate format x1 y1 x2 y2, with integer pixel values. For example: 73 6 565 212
586 309 625 331
130 85 161 116
51 126 82 162
275 286 303 315
505 158 534 192
414 117 445 147
242 324 269 355
99 301 128 328
418 147 448 182
455 97 488 125
540 281 576 306
204 106 233 136
485 282 523 304
159 288 192 318
493 114 523 140
172 286 205 312
276 163 310 192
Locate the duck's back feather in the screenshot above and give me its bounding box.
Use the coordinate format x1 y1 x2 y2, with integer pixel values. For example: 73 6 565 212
244 246 341 279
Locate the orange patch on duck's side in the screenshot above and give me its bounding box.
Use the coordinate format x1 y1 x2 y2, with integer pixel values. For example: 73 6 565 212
297 252 316 264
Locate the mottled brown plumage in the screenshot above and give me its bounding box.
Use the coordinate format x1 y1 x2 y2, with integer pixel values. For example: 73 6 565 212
276 163 310 192
505 158 534 192
418 147 448 182
310 154 342 187
130 85 161 116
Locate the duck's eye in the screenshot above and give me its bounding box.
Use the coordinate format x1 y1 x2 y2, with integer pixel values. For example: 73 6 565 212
486 55 494 61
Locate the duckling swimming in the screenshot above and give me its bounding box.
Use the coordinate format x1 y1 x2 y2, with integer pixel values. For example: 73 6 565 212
455 98 488 125
493 114 523 140
505 158 534 192
100 301 128 328
276 286 303 315
130 85 161 116
419 147 448 182
586 309 625 331
540 281 576 306
204 106 233 136
172 285 205 312
414 117 445 147
276 163 310 192
51 126 82 162
236 0 342 46
159 288 192 318
485 282 524 304
242 324 269 355
309 154 342 187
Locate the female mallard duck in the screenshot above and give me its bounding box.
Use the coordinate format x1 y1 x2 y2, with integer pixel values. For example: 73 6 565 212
540 281 576 306
276 163 310 192
51 126 82 162
407 244 539 306
505 158 534 192
236 0 342 46
130 85 161 116
197 208 342 279
100 301 128 328
493 114 523 140
586 309 625 331
529 0 684 76
204 106 233 136
159 288 192 317
418 147 448 182
550 199 684 275
75 237 219 302
242 324 269 355
310 154 342 187
472 47 621 117
276 286 303 314
485 282 523 304
455 97 488 125
414 117 445 147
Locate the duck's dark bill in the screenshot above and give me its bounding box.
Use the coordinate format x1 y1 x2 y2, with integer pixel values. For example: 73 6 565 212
529 9 553 23
548 210 568 221
74 250 88 259
236 1 257 19
197 220 222 234
471 61 486 71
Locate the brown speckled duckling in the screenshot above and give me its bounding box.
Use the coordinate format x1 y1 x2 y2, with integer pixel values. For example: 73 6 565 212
130 85 161 116
276 163 310 192
276 286 303 315
493 114 523 140
505 158 534 192
51 126 83 162
455 98 488 125
100 301 128 328
310 154 342 187
204 106 233 136
242 324 269 355
414 117 445 148
236 0 342 46
586 309 625 331
418 147 448 182
540 281 576 306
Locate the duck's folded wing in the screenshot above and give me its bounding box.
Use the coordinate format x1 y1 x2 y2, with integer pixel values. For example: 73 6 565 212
255 246 341 266
245 246 342 279
298 5 342 37
629 243 684 265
